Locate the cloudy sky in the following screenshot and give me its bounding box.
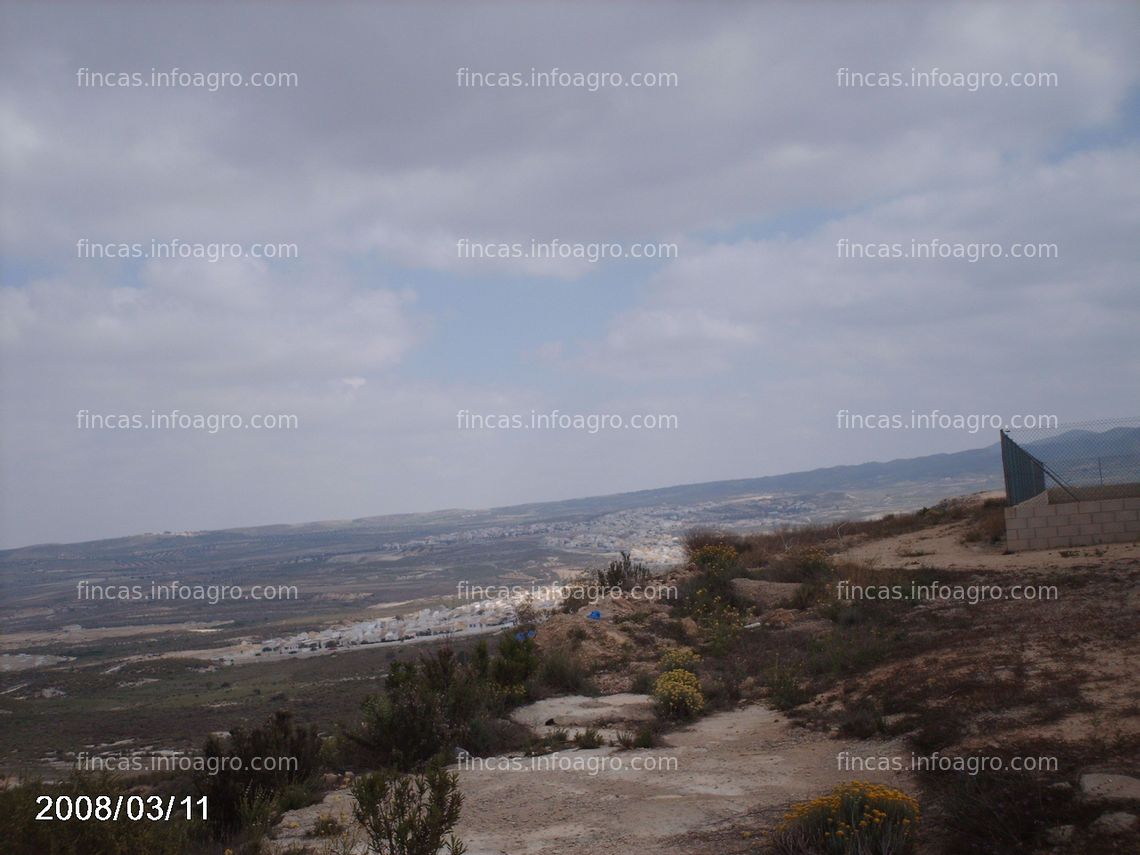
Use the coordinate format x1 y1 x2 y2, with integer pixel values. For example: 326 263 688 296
1 2 1138 547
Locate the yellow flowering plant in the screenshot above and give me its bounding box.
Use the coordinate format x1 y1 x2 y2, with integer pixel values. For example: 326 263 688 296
659 647 701 673
653 668 705 719
770 781 920 854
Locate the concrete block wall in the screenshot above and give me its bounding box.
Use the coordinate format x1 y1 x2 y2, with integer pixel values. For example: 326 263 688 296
1005 492 1140 552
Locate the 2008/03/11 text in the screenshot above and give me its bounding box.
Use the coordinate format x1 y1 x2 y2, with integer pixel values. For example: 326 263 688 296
35 795 208 822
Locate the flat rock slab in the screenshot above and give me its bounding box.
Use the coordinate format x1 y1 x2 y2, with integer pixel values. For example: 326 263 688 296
1080 773 1140 802
1091 811 1138 835
511 693 655 729
459 703 917 855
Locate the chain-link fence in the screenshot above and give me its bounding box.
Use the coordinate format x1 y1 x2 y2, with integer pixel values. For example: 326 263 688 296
1001 417 1140 504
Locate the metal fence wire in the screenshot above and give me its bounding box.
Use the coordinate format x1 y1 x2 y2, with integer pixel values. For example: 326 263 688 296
1001 417 1140 504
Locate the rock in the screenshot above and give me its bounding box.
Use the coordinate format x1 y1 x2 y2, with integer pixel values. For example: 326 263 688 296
1091 811 1137 835
1079 773 1140 802
320 772 339 788
731 579 803 608
680 617 700 640
762 608 797 629
1044 825 1074 845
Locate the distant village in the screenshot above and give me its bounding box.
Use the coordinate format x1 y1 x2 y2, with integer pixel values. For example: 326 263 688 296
221 588 565 664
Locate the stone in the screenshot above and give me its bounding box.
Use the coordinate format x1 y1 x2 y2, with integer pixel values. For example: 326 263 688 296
763 608 797 628
1091 812 1137 835
1079 773 1140 802
1044 825 1074 845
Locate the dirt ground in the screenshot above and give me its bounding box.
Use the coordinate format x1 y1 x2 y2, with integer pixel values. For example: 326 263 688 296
842 516 1140 572
269 700 914 855
266 512 1139 854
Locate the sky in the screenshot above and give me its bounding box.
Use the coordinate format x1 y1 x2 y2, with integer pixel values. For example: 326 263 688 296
1 2 1138 548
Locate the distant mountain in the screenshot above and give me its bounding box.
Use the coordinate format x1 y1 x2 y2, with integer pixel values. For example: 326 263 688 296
2 439 1005 558
1018 426 1140 487
0 437 1008 634
498 442 1005 518
1022 426 1140 459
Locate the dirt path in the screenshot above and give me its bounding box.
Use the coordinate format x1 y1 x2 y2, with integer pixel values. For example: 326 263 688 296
842 519 1140 572
272 700 916 855
455 703 913 854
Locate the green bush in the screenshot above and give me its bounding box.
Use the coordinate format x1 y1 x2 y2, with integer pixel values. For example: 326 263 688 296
352 638 547 773
353 650 489 772
629 669 656 694
595 550 653 590
689 590 744 655
573 728 605 749
489 634 539 689
534 648 590 694
765 659 811 711
199 709 322 838
351 762 467 855
761 547 833 583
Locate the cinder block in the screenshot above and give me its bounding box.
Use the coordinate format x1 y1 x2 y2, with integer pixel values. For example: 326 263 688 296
1102 522 1126 535
1057 524 1081 537
1114 510 1139 523
1092 512 1115 524
1122 497 1140 510
1070 514 1093 525
1101 499 1125 512
1079 524 1103 536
